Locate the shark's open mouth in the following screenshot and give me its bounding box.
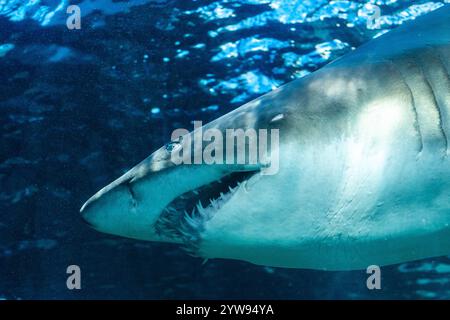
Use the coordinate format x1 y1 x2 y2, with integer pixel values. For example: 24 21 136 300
155 170 259 247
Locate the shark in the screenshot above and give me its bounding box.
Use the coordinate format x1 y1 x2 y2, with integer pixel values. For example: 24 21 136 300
80 5 450 271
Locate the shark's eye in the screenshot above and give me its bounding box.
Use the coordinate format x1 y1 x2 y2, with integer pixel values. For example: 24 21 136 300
165 141 181 153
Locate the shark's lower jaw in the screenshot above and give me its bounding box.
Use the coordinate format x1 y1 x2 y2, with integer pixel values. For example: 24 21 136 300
154 170 258 250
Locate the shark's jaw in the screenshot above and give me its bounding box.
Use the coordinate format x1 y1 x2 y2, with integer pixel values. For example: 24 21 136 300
154 169 259 245
80 150 263 245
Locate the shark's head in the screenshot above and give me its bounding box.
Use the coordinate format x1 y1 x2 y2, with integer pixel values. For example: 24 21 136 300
80 84 296 244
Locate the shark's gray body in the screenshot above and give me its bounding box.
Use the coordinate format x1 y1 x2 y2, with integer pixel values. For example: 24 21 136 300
81 6 450 270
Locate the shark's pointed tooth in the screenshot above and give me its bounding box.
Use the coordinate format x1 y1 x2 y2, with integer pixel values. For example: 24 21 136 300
210 198 219 210
167 206 177 213
184 216 196 228
196 201 206 217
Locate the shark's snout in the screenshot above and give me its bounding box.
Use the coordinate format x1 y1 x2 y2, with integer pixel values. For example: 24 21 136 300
79 146 186 242
80 148 262 243
80 180 137 233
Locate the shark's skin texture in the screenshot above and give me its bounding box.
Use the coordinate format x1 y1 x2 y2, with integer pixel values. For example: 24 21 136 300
81 6 450 270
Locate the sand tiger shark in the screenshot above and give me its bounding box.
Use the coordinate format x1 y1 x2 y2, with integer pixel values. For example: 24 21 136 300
81 5 450 271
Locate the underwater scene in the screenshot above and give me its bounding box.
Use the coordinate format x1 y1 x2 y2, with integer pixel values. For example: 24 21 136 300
1 0 450 300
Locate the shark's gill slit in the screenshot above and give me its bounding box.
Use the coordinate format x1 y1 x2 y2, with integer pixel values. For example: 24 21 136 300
418 60 449 154
392 59 424 154
154 170 259 250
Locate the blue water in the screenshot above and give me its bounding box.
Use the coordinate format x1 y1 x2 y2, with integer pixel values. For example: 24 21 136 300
1 0 450 299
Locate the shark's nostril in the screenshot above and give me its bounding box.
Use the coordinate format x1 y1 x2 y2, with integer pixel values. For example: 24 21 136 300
125 182 138 208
